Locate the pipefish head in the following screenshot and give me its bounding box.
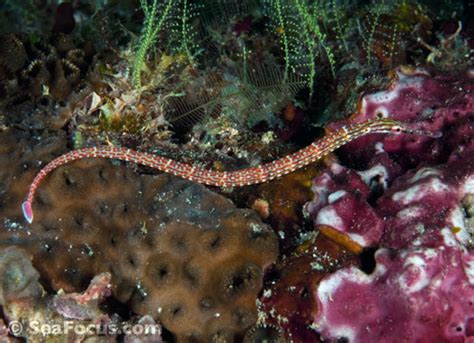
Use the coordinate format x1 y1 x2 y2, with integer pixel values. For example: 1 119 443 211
364 118 442 138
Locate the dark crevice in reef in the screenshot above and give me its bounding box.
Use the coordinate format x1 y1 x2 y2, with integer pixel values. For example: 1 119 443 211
359 247 377 274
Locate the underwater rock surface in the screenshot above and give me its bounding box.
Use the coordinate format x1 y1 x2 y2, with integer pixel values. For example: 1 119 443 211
0 246 163 342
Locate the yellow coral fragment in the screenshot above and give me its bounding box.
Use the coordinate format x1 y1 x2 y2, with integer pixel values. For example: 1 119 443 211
451 226 462 234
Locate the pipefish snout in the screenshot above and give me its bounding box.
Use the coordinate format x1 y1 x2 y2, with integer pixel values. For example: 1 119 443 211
21 118 441 224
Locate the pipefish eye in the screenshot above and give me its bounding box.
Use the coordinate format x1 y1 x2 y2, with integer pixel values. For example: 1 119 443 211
391 125 403 133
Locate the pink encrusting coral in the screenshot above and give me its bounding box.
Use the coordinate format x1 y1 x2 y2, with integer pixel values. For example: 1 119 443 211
379 159 474 249
304 161 385 249
304 67 474 342
314 246 474 342
327 66 474 167
310 157 474 341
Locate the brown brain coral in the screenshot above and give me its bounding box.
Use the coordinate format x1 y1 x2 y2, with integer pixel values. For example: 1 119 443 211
0 33 92 104
0 128 68 221
0 129 279 342
0 34 94 131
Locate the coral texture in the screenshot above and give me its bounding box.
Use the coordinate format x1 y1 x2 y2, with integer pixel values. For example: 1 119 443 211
0 33 93 130
303 68 474 342
258 234 358 342
0 247 42 305
304 159 386 252
0 246 163 342
314 245 474 342
255 164 321 252
311 156 474 342
0 129 278 341
0 33 92 104
0 128 68 222
244 323 286 343
329 66 473 168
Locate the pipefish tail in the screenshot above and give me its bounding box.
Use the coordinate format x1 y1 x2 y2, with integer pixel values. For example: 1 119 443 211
21 118 441 223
